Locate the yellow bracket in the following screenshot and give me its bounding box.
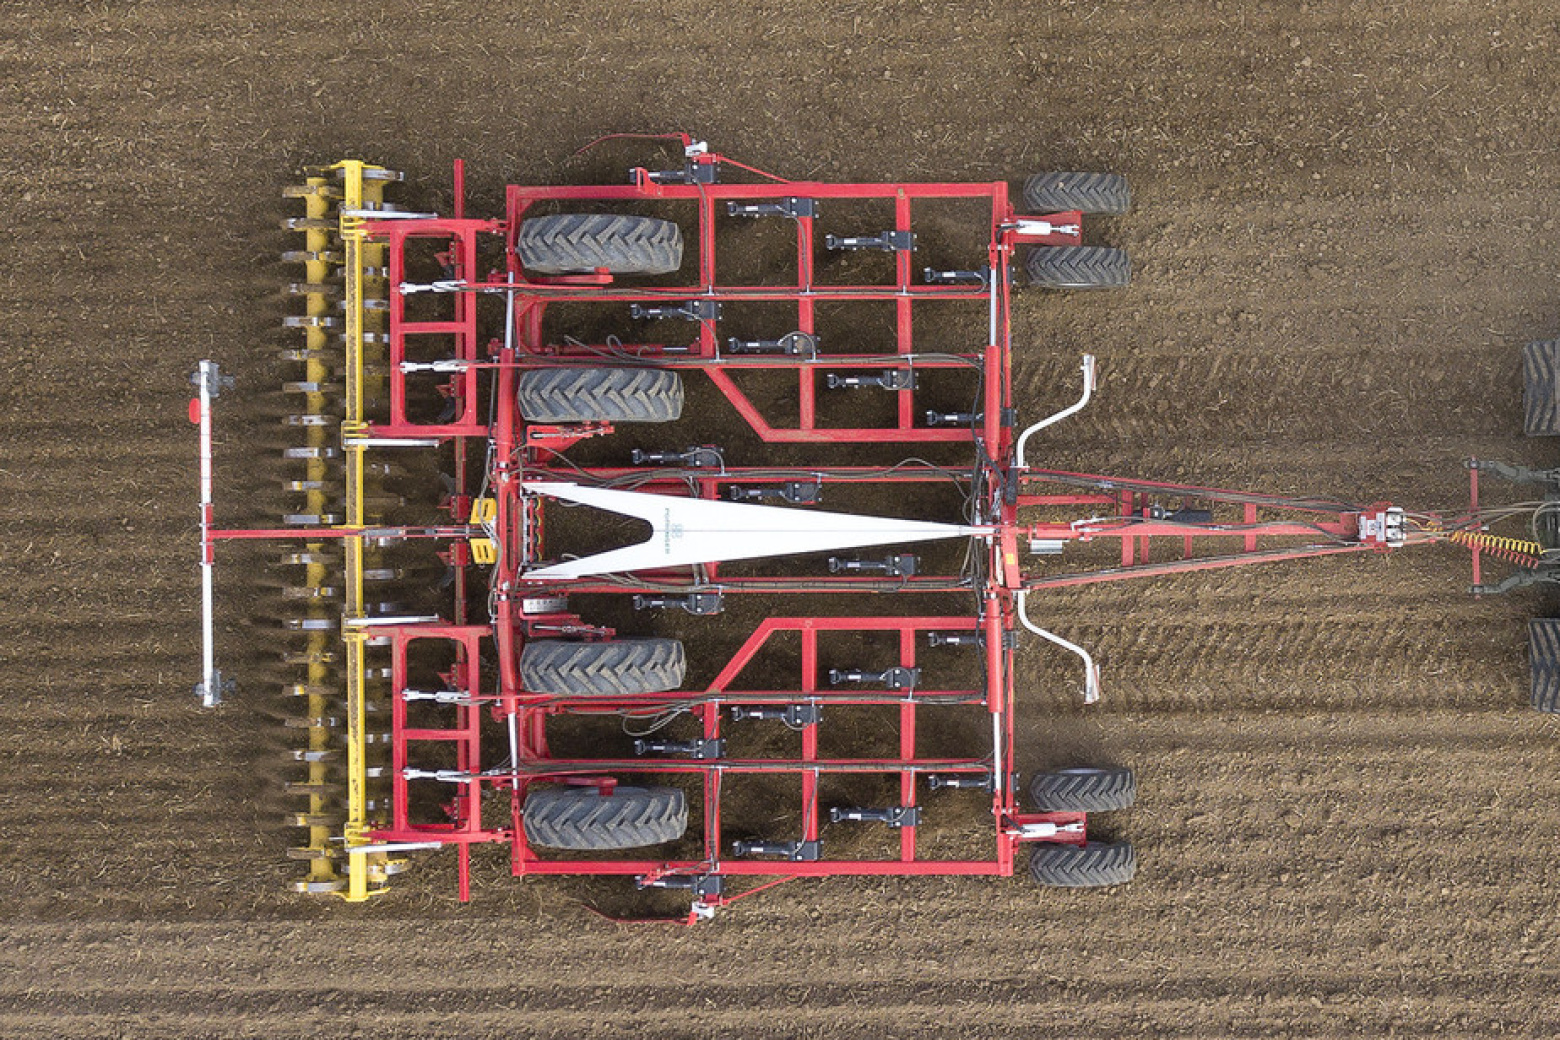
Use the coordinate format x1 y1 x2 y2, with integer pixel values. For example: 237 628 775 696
469 497 498 564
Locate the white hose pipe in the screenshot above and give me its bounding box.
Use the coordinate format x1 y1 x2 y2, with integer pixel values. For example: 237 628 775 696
1015 591 1100 704
1015 354 1096 469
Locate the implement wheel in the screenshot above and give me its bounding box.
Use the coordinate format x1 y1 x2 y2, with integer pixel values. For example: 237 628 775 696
1522 339 1560 436
1028 767 1136 812
1529 619 1560 713
517 367 683 424
517 213 683 275
523 786 688 850
1023 172 1131 215
1029 841 1136 888
1026 246 1130 290
520 638 687 696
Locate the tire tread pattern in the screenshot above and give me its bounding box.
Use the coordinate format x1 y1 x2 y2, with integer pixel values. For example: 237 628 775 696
1529 619 1560 712
1028 768 1137 812
517 367 683 423
517 213 683 275
1029 841 1136 887
520 638 687 696
1522 339 1560 436
1022 172 1131 215
1026 246 1131 289
522 786 688 850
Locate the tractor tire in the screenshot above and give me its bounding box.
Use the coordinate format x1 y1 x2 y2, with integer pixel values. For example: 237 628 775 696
522 786 688 850
520 638 687 696
517 367 683 423
1528 619 1560 713
1029 841 1136 888
1028 767 1137 812
516 213 683 275
1026 246 1130 290
1522 339 1560 436
1022 172 1131 215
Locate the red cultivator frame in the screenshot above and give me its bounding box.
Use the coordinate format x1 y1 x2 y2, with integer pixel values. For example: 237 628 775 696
195 136 1520 920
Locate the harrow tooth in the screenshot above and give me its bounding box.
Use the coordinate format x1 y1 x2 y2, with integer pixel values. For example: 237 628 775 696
284 715 344 730
283 512 344 525
281 249 344 265
290 878 349 895
286 748 341 763
282 183 343 200
281 585 341 600
338 297 390 312
282 380 335 394
282 446 342 460
283 414 337 428
286 846 340 861
334 331 390 345
367 858 410 879
281 314 341 329
285 780 335 796
278 347 339 364
282 479 330 492
280 551 340 566
361 568 403 582
285 812 344 828
281 650 338 666
284 617 338 632
283 216 338 231
281 682 337 698
286 282 342 297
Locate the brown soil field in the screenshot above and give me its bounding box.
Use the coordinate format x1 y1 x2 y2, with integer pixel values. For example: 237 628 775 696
4 1 1560 1037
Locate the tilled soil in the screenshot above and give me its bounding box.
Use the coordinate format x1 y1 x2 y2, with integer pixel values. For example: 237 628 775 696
3 1 1560 1037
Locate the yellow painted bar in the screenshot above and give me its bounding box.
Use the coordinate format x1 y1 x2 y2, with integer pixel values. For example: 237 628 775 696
333 160 387 901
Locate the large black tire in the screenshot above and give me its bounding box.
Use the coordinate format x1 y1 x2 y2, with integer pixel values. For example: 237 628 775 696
1029 841 1136 887
517 367 683 423
520 638 687 696
1522 339 1560 436
1023 172 1131 215
522 786 688 850
1026 246 1130 289
1529 619 1560 713
517 213 683 275
1028 767 1136 812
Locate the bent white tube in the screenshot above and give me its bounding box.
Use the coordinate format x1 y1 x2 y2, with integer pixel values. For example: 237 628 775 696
1015 591 1100 704
1014 354 1096 469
